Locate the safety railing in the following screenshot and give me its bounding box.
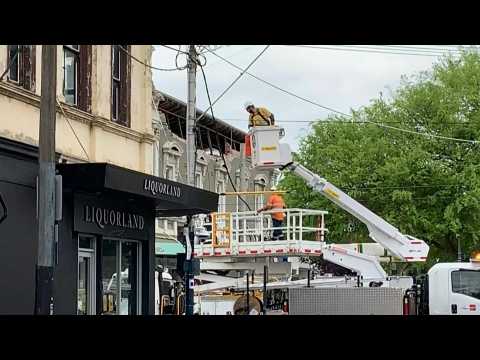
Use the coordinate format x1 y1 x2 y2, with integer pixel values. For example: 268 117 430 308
204 208 328 255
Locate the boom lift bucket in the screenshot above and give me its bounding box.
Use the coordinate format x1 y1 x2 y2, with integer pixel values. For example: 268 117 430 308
248 126 292 169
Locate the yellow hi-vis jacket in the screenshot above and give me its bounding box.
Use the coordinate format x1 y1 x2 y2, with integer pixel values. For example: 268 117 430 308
249 107 273 127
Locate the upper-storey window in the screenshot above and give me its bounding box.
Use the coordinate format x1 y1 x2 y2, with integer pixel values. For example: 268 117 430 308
63 45 92 112
195 154 208 189
6 45 35 92
163 143 182 181
63 45 79 106
111 45 131 126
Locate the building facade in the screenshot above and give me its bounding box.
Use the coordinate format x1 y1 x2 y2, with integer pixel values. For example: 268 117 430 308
0 45 218 315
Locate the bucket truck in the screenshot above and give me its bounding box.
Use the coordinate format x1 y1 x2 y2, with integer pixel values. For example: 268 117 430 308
248 125 480 314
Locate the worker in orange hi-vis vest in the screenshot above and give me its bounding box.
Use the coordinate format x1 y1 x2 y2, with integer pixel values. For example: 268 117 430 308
257 186 285 241
244 101 275 157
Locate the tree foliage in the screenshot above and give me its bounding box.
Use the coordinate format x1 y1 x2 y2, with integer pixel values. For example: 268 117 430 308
280 51 480 271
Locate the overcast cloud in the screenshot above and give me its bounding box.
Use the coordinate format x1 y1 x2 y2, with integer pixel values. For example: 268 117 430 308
152 45 455 151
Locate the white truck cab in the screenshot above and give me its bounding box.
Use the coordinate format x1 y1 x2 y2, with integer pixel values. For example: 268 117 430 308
428 260 480 315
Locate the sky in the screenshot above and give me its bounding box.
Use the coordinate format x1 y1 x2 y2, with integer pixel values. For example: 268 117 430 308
151 45 461 152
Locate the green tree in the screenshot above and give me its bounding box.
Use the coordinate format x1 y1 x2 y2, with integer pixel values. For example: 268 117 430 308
280 51 480 272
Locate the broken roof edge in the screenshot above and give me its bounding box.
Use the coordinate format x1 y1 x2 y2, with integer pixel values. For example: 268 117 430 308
153 89 247 141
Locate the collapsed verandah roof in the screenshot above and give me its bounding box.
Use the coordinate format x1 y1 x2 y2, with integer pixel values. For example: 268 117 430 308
58 163 219 217
154 90 246 153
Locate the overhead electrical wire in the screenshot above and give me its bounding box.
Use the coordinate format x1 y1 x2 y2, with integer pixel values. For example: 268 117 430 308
195 45 270 123
204 47 480 145
283 45 463 57
364 45 465 53
119 45 180 72
56 98 90 161
288 44 465 55
158 44 189 55
198 62 252 211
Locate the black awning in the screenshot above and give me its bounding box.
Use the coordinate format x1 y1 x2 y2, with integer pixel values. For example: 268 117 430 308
57 163 219 217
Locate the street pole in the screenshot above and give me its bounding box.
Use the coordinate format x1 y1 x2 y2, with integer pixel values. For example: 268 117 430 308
186 45 197 187
35 45 57 315
184 45 197 315
263 265 268 315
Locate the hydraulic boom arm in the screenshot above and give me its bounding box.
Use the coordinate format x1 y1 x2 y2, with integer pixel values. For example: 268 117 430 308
286 162 429 262
248 125 429 280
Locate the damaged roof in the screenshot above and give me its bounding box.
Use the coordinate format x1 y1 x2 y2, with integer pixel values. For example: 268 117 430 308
154 90 246 152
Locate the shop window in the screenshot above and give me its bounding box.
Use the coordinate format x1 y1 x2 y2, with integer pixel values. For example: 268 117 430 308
6 45 36 91
63 45 92 112
101 239 141 315
111 45 131 126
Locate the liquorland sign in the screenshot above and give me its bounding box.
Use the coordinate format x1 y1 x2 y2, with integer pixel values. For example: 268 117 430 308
74 193 152 240
143 178 181 198
84 205 145 230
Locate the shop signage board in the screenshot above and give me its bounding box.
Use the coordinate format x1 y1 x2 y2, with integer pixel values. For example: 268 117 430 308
74 193 152 241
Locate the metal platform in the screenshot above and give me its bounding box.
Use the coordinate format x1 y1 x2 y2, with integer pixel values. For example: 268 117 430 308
193 208 328 259
194 239 324 258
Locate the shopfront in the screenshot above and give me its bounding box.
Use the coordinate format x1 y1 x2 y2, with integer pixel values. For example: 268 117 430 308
0 137 218 315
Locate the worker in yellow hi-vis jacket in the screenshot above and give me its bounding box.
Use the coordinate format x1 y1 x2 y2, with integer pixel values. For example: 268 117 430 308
244 101 276 156
244 101 275 128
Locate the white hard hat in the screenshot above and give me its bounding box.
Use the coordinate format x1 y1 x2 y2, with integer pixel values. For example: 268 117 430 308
244 101 254 110
270 185 277 191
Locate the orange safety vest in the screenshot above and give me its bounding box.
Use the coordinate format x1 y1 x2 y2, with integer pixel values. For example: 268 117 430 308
267 194 285 221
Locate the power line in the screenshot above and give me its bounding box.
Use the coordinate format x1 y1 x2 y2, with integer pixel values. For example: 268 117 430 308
288 45 465 56
205 49 480 145
195 45 270 123
119 45 180 72
368 45 465 53
205 46 257 67
216 118 480 126
159 44 189 55
198 62 252 211
284 45 459 57
56 98 90 161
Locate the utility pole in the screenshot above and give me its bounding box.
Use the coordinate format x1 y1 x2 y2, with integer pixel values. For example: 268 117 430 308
186 45 197 187
35 45 57 315
184 45 197 315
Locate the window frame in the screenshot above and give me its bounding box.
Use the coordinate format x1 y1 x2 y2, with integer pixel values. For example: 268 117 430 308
111 45 121 121
63 45 80 106
7 45 20 84
111 45 130 125
451 269 480 301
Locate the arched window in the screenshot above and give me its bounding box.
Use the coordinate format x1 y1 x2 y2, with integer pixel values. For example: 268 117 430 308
195 152 208 189
162 142 182 181
159 142 183 235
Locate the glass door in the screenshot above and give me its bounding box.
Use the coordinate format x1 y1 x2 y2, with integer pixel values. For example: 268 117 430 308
78 243 96 314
